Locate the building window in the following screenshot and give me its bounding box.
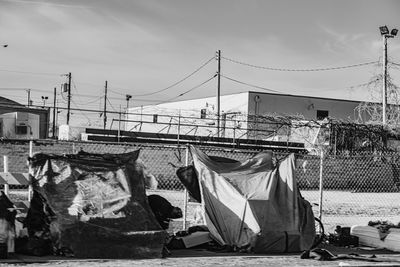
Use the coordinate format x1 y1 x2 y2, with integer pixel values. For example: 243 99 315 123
200 109 206 119
317 110 329 120
153 114 158 123
16 125 28 135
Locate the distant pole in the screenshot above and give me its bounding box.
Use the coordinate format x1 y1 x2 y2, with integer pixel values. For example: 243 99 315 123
52 87 56 138
103 80 108 130
382 35 388 125
125 94 132 131
118 105 121 142
27 89 31 106
216 50 221 137
66 72 72 125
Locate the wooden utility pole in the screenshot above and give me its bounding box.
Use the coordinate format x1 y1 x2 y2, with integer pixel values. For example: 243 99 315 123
27 89 31 106
52 87 56 138
103 80 108 130
66 72 72 125
216 50 221 137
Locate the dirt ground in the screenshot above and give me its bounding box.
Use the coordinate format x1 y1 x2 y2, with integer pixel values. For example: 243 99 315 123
2 244 400 267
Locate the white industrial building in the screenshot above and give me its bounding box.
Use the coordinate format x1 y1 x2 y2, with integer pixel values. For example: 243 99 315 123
126 91 365 145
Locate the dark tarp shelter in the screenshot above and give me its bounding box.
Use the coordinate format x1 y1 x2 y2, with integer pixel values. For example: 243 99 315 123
25 150 165 258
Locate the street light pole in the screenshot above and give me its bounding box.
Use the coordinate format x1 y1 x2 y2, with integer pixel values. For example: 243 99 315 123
382 34 388 125
41 96 48 107
379 25 398 125
125 94 132 130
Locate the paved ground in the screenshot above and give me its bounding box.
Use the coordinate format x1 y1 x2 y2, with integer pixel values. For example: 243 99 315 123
2 245 400 267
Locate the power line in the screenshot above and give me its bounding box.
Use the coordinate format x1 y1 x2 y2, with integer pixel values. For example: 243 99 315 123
71 99 92 123
131 56 215 97
222 74 378 95
390 61 400 67
222 56 379 72
221 75 282 93
154 74 217 105
106 97 118 112
0 69 62 76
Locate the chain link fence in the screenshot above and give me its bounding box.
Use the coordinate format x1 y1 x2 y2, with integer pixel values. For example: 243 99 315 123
1 140 400 234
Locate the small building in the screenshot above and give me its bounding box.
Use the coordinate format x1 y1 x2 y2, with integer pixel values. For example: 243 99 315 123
0 96 50 139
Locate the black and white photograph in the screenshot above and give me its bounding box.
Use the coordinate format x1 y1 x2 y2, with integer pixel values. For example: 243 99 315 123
0 0 400 266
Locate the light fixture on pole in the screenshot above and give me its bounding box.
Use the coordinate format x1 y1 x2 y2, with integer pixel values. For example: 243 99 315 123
380 25 398 125
125 94 132 130
126 94 132 110
41 96 48 107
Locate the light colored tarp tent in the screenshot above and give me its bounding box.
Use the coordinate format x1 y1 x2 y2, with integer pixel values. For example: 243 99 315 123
190 146 315 253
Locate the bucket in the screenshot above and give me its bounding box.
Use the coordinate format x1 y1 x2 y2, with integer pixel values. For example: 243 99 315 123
0 243 7 259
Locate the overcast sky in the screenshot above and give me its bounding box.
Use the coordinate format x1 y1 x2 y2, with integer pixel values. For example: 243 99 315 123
0 0 399 117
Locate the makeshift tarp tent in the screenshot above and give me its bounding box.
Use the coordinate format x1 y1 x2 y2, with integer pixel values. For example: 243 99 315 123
26 150 165 258
189 146 316 253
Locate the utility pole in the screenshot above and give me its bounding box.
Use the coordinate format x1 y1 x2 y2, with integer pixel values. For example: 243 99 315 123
103 80 108 130
26 89 31 106
52 87 56 138
66 72 72 125
216 50 221 137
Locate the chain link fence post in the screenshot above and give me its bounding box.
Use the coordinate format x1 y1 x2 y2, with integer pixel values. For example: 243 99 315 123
3 156 9 196
182 145 189 230
318 149 324 222
28 140 33 202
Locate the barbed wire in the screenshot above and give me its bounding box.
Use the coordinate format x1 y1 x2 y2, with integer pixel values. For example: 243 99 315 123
222 56 379 72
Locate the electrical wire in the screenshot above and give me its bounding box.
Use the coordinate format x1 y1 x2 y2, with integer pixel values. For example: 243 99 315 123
106 97 118 112
222 74 379 95
71 99 92 123
0 69 62 76
222 56 379 72
390 61 400 67
221 75 282 93
131 56 215 97
153 74 216 105
107 88 128 96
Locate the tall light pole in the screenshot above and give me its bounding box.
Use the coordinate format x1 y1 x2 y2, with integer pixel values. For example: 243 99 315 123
379 25 398 125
